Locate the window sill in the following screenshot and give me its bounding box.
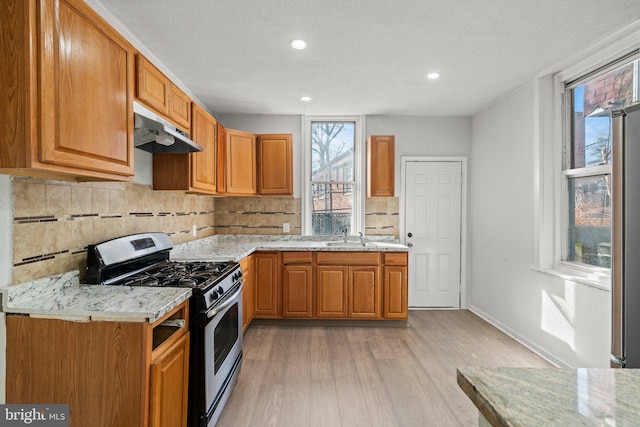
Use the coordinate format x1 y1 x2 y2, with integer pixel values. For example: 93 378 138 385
531 265 611 291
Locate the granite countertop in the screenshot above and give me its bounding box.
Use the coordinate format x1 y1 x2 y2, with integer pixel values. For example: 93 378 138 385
1 270 191 322
457 366 640 426
171 235 409 262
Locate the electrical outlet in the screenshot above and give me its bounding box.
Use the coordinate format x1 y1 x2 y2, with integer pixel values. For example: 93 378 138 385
283 223 290 233
192 224 197 236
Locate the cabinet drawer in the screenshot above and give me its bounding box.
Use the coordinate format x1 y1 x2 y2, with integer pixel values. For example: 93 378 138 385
151 302 189 358
384 252 408 266
316 252 380 265
282 251 312 264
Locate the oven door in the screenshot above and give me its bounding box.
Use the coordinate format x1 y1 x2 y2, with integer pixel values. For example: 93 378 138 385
201 283 243 426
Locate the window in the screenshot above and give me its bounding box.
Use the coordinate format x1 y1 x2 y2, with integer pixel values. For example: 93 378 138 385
303 117 363 236
534 25 640 289
563 57 639 269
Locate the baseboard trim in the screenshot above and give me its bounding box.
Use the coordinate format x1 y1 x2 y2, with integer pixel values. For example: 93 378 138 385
467 304 568 368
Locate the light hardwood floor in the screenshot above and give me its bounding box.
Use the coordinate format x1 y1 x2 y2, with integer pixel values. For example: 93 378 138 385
217 310 551 427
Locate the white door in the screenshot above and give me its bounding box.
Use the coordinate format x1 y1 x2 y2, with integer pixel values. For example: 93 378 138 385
405 161 462 308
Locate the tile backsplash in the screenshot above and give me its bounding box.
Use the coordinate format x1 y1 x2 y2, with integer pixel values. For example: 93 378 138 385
10 177 400 284
214 197 302 234
11 177 215 284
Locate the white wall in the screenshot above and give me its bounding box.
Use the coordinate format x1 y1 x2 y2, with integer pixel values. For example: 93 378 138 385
468 83 611 368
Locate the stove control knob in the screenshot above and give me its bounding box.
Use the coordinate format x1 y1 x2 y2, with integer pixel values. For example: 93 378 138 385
215 286 224 295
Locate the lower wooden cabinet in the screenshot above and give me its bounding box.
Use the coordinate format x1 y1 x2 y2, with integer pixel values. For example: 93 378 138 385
254 252 280 317
149 332 190 427
240 250 408 328
6 301 190 427
282 265 313 318
382 252 408 319
348 266 381 318
240 255 255 332
316 266 348 318
316 265 381 319
384 266 408 319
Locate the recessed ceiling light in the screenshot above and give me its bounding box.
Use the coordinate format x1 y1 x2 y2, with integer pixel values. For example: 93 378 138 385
427 72 440 80
300 96 312 102
290 39 307 50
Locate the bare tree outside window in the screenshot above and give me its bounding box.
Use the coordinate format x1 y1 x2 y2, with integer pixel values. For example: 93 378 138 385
311 122 355 235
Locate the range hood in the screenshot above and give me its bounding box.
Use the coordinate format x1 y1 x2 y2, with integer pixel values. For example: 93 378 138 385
133 101 203 153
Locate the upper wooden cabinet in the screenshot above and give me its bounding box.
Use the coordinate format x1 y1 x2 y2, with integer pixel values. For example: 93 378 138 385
152 103 218 194
189 104 217 192
0 0 135 181
367 135 395 197
224 129 293 196
258 134 293 195
169 84 192 131
225 129 257 196
136 54 191 132
216 123 227 194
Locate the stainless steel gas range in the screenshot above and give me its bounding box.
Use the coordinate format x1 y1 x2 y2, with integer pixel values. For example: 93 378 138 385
86 233 243 427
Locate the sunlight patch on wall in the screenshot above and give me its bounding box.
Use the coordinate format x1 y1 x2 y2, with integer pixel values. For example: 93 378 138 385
541 280 577 350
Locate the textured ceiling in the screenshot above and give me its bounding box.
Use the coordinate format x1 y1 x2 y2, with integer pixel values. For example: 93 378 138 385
94 0 640 116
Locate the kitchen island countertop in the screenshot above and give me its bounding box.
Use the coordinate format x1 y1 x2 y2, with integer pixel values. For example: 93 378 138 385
457 366 640 426
171 234 408 262
1 270 191 322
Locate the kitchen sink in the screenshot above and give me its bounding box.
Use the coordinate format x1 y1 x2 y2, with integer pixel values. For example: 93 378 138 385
322 241 368 247
322 241 409 248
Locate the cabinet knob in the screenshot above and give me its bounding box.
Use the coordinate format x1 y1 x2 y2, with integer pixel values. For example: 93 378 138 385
407 232 413 238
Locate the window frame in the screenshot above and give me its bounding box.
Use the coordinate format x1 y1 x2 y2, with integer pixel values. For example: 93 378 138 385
533 21 640 290
301 115 365 236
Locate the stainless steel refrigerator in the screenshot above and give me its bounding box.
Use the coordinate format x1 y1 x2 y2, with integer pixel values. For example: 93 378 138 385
611 103 640 368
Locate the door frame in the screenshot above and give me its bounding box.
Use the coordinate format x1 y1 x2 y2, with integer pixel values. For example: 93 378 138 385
400 156 468 309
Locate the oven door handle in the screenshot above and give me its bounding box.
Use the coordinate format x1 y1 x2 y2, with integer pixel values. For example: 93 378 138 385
206 286 243 319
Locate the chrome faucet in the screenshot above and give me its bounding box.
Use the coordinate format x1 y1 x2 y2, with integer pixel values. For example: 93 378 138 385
342 228 348 242
358 231 365 244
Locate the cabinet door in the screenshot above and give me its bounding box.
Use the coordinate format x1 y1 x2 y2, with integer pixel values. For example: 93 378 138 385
383 266 408 319
216 123 227 194
226 129 257 195
190 104 218 193
282 265 313 318
168 84 191 131
348 266 381 318
240 255 255 331
257 134 293 195
367 135 395 197
316 266 348 318
254 253 279 317
136 54 169 115
39 0 134 177
149 332 190 427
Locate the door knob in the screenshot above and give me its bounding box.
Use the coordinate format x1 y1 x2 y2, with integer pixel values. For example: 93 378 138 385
407 243 413 247
407 232 413 237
